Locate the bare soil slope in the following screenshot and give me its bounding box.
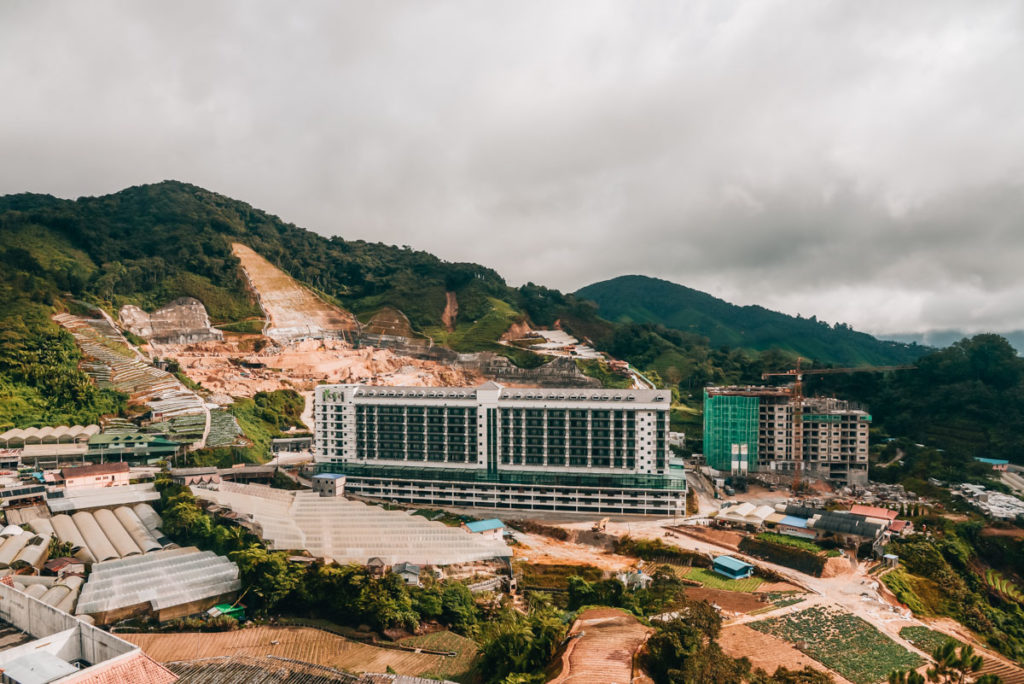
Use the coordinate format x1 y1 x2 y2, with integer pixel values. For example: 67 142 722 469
232 242 359 342
550 607 652 684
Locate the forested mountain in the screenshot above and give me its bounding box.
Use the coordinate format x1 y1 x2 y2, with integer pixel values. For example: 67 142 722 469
576 274 926 367
0 181 919 432
812 334 1024 464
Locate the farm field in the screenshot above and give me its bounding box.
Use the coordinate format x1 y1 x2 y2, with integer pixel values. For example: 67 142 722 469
719 625 850 684
900 626 1024 684
684 586 768 613
399 631 479 682
751 606 924 684
685 566 763 592
549 607 651 684
122 626 455 679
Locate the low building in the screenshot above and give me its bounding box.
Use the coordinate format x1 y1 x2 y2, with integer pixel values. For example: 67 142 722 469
60 462 131 491
712 555 754 580
86 433 181 463
393 562 421 587
367 557 386 576
975 457 1010 472
888 519 914 537
772 515 818 540
616 570 653 590
0 481 47 508
44 556 86 578
311 473 345 497
463 519 505 541
849 504 898 524
271 436 313 453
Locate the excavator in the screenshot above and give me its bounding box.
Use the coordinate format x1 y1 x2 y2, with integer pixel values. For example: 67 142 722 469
761 358 913 491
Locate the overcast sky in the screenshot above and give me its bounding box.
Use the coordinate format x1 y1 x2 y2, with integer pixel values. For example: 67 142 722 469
2 1 1022 336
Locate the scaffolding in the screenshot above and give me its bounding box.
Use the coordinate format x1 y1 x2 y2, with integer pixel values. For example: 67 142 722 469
703 391 760 473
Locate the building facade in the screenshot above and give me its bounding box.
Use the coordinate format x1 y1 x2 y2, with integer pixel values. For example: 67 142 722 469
314 382 684 514
704 386 870 485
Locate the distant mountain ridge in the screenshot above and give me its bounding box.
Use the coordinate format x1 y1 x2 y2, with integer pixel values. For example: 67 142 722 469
576 275 926 367
883 330 1024 355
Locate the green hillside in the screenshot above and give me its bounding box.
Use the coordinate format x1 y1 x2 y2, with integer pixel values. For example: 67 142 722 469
576 274 926 367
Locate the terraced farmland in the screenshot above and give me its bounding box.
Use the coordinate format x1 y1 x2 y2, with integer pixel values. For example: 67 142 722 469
899 626 1024 684
751 606 923 684
549 607 651 684
123 626 453 678
55 313 207 424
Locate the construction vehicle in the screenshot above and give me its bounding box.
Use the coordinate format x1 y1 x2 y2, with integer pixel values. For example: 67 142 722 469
761 358 914 491
592 517 609 532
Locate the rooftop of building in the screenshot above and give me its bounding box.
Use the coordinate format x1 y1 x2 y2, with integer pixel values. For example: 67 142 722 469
60 462 130 479
713 555 754 572
849 504 898 520
975 457 1010 465
320 382 671 404
464 519 504 533
88 434 179 447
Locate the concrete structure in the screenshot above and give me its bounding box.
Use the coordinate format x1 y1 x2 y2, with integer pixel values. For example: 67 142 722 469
712 555 754 580
311 473 345 497
0 482 46 508
704 386 871 485
169 465 276 487
0 580 176 683
119 297 223 345
314 383 684 515
60 463 130 492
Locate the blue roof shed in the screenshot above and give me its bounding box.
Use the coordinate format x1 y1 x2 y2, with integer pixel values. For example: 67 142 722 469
712 555 755 580
465 519 505 533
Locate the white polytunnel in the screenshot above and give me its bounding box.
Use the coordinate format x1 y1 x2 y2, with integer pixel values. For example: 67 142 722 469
27 517 55 537
0 533 32 568
133 503 162 534
93 509 142 558
72 511 118 563
51 514 95 564
113 506 162 553
12 534 51 569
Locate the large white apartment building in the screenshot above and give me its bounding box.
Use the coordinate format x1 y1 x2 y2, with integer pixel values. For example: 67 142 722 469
314 382 685 515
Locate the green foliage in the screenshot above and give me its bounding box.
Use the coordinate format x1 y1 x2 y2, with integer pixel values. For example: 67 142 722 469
642 599 752 684
756 532 829 554
577 275 926 366
574 358 633 389
898 626 963 654
476 604 567 684
225 389 306 461
818 334 1024 464
614 536 712 568
750 606 923 684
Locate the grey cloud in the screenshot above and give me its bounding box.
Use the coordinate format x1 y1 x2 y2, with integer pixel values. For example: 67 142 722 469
1 0 1023 335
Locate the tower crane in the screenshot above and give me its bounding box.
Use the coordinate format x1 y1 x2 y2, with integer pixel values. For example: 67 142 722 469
761 359 914 491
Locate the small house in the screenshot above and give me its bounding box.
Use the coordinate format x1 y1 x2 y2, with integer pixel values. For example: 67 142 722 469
888 519 914 537
616 570 653 590
367 557 386 577
463 519 505 541
44 557 85 578
393 562 421 587
312 473 345 497
712 555 754 580
60 462 131 491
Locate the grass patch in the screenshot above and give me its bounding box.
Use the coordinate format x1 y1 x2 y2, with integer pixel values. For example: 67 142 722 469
514 562 604 591
751 605 924 684
684 567 763 592
881 568 941 616
756 532 827 554
898 626 963 654
412 508 471 527
574 358 633 389
216 318 265 334
400 630 479 683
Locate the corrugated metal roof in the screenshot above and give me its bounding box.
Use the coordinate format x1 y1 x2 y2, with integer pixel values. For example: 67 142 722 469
464 519 504 533
713 555 753 572
778 515 808 528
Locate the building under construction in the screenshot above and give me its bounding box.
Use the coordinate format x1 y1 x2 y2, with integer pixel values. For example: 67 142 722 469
703 386 870 485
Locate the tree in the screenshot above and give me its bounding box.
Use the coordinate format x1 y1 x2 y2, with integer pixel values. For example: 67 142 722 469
229 545 303 614
926 641 986 683
888 670 925 684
